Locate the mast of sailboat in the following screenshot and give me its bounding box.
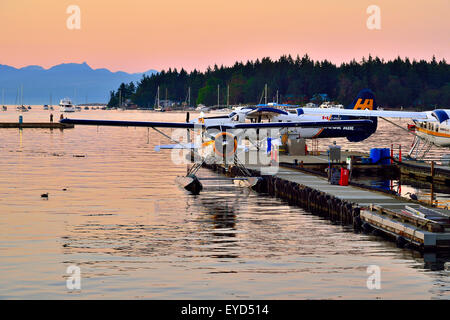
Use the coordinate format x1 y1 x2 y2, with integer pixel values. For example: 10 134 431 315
217 84 220 107
155 86 160 108
185 86 191 109
264 83 267 105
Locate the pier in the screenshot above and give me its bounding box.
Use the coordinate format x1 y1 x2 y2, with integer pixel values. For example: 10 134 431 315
0 122 74 129
201 150 450 251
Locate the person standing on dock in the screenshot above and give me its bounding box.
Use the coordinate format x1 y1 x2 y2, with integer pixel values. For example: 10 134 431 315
50 113 53 123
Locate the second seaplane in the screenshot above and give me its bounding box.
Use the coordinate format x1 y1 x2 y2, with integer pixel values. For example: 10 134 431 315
60 110 372 194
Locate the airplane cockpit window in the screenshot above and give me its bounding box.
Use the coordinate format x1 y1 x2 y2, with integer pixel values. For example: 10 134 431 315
228 112 236 118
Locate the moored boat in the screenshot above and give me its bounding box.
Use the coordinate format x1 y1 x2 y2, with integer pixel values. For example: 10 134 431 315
59 98 76 112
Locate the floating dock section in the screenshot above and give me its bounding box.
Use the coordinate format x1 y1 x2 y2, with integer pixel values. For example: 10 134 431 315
361 205 450 248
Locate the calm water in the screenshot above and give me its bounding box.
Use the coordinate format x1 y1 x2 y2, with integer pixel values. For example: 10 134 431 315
0 108 449 299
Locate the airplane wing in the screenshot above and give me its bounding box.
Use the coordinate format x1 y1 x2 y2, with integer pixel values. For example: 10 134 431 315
231 119 373 129
61 118 372 130
60 118 203 128
297 108 428 120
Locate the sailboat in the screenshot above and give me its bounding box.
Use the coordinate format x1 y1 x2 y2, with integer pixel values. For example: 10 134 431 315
154 86 163 111
44 93 52 110
16 85 28 112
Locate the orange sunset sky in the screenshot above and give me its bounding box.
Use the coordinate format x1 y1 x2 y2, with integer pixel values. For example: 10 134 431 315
0 0 449 73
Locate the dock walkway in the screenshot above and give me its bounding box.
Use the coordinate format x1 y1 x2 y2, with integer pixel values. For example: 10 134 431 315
0 122 74 129
263 167 413 209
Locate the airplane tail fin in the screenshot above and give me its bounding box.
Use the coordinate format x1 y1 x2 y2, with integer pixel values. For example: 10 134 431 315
347 89 376 110
345 89 378 142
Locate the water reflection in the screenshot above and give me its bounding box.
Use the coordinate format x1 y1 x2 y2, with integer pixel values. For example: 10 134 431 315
1 110 449 299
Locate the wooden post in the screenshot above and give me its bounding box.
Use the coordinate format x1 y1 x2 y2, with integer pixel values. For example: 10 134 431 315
431 161 435 179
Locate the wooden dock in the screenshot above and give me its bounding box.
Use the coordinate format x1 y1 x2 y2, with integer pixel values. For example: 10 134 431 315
0 122 74 129
201 150 450 251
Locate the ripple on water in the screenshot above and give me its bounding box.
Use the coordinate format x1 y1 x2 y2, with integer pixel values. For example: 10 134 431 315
0 111 448 299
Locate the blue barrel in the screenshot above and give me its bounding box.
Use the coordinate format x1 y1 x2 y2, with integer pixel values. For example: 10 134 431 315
370 148 381 164
19 115 23 124
381 148 391 165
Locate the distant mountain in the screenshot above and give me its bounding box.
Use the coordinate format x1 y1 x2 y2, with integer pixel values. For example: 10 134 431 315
0 62 157 105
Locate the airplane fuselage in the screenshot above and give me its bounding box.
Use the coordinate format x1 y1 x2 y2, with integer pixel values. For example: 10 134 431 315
414 119 450 147
193 108 374 142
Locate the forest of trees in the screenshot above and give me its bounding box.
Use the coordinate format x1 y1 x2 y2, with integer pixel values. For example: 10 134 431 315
108 55 449 110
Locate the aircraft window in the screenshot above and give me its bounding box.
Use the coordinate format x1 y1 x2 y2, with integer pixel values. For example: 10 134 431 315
228 112 236 118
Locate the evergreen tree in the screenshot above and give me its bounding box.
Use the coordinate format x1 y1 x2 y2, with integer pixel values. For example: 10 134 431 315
109 55 449 110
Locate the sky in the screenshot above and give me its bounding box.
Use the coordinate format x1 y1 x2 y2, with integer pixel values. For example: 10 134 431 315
0 0 449 73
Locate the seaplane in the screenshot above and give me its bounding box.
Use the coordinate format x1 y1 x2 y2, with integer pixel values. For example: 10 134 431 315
60 106 373 194
296 89 450 159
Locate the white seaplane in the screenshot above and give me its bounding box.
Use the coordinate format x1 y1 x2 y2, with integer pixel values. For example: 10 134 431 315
60 102 372 194
296 89 450 159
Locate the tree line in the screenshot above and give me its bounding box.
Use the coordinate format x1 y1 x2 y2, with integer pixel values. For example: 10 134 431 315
108 55 449 109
